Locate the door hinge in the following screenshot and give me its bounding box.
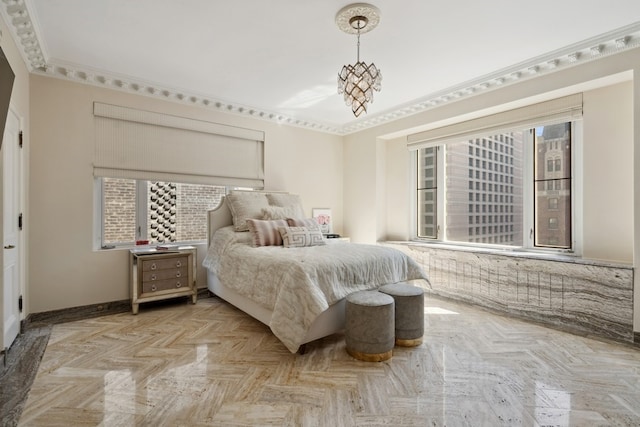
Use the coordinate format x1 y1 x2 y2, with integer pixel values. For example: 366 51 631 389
18 131 23 148
18 295 23 312
18 213 22 230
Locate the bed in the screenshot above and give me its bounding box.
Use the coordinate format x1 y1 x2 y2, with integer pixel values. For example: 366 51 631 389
202 191 429 353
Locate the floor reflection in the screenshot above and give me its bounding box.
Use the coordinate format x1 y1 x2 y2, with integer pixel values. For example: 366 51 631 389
15 296 640 426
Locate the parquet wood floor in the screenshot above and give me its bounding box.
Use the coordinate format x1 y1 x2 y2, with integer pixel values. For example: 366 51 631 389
18 295 640 426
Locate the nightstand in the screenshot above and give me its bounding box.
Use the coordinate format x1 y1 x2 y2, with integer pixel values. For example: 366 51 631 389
129 246 197 314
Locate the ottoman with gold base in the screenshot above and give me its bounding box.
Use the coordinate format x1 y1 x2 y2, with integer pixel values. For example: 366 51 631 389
379 282 425 347
345 290 395 362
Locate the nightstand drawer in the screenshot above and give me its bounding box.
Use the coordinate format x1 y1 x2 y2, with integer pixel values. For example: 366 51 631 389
142 266 188 282
142 278 188 293
141 256 188 272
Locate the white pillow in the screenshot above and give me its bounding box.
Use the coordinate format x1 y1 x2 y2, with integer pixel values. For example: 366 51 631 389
266 193 305 217
261 206 302 220
226 192 270 232
278 226 326 248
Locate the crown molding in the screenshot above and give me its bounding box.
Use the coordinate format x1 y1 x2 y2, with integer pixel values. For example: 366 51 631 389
2 1 639 135
1 0 45 69
340 22 640 135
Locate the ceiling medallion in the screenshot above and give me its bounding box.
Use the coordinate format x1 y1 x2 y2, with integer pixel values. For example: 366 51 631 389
336 3 382 118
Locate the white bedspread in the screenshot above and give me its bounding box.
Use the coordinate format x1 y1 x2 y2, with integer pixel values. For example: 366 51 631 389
203 226 429 352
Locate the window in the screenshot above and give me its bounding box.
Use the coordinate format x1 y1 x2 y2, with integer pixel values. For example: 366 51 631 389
534 123 572 248
101 178 226 247
414 121 576 251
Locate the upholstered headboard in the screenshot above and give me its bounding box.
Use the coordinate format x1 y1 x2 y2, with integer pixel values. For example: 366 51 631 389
207 196 234 243
207 190 292 244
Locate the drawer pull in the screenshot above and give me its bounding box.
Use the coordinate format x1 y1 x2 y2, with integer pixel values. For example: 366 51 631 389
150 263 157 270
150 274 157 281
151 284 157 292
175 271 181 278
176 261 182 268
176 282 182 288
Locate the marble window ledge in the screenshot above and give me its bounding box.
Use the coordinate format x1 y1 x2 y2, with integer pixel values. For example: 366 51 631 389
384 240 633 270
382 240 635 345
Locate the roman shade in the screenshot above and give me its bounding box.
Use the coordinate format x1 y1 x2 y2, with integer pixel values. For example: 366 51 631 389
93 102 265 187
407 93 583 150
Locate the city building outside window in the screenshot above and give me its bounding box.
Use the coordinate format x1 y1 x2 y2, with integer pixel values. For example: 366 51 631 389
416 121 573 251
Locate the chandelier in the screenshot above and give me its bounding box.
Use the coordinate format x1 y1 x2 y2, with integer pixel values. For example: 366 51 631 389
336 3 382 117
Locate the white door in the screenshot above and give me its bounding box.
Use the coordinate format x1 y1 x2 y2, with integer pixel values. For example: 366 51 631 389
2 109 21 351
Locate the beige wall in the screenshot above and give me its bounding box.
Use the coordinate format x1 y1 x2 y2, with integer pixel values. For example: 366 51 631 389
344 48 639 330
582 82 633 262
28 76 343 313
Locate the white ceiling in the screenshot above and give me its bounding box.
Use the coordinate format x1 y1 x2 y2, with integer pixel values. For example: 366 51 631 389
7 1 640 133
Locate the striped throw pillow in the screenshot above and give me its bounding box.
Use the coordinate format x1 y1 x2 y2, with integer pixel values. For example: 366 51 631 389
246 219 288 247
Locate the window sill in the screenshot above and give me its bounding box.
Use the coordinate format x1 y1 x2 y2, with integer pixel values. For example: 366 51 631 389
96 241 208 252
383 240 632 270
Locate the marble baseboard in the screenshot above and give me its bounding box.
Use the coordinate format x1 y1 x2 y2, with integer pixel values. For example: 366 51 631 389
25 287 211 329
385 243 635 344
25 299 131 329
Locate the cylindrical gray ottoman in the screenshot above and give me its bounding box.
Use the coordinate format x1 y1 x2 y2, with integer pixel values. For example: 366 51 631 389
345 290 395 362
379 282 425 347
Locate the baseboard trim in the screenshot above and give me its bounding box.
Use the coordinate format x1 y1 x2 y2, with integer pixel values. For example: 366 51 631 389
24 288 211 329
25 299 131 329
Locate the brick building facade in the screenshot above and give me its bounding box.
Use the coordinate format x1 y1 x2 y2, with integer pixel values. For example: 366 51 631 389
103 178 225 244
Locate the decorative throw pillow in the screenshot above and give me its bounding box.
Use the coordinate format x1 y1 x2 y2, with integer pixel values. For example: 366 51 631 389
266 193 305 217
286 217 320 228
246 219 288 246
278 226 326 248
261 206 302 220
226 191 270 232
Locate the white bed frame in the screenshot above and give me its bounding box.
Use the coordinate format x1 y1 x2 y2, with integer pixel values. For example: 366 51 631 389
206 194 346 348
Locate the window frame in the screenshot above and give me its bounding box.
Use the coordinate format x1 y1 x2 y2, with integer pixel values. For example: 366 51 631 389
94 178 229 250
412 121 582 255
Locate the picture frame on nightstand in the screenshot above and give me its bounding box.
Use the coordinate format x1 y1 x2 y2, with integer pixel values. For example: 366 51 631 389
312 208 332 234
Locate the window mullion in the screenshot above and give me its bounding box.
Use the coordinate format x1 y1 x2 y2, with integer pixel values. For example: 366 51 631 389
136 181 148 240
98 178 106 248
523 129 535 249
572 121 583 255
437 145 445 240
